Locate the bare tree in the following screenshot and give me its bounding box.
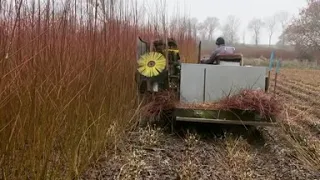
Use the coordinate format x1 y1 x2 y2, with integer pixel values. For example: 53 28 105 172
197 22 207 40
190 17 198 38
242 30 246 44
169 17 189 38
277 31 290 46
275 11 290 45
264 15 278 46
285 0 320 61
276 11 290 30
177 17 189 39
203 17 219 41
221 15 240 45
248 18 264 45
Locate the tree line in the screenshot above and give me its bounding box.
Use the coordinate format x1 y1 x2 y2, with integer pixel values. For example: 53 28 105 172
188 11 291 46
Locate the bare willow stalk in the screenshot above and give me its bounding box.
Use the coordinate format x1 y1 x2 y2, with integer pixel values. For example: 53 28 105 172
0 0 197 179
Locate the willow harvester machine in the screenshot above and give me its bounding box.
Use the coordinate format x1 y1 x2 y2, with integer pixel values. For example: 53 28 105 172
135 37 276 128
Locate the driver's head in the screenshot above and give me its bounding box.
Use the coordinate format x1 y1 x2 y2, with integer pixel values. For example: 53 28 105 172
215 37 225 46
167 38 177 47
153 39 165 53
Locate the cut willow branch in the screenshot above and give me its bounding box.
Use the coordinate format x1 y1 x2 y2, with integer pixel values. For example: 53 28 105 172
140 89 283 119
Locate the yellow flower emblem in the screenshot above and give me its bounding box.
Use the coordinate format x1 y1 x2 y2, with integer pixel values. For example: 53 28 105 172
137 52 166 77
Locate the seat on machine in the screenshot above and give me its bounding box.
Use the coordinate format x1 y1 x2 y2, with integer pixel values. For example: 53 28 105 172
216 53 243 66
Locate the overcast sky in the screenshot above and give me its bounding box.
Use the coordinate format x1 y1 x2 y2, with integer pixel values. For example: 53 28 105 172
140 0 308 45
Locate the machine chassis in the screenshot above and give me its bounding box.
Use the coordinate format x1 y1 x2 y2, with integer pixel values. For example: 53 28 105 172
136 37 276 128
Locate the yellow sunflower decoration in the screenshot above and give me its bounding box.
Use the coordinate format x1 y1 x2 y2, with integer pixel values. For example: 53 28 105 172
137 52 166 77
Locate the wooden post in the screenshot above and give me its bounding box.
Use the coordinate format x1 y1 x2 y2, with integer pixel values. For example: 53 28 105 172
274 72 278 94
198 41 202 64
267 51 275 93
267 70 271 92
274 59 281 95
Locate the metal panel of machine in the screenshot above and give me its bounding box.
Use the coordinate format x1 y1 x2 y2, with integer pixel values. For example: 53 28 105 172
180 63 206 103
219 61 240 66
204 66 267 102
137 38 148 60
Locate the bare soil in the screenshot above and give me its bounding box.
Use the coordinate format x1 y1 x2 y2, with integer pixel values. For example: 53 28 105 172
81 69 320 180
81 123 320 180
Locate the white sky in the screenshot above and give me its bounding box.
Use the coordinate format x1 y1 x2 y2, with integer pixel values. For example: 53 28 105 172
139 0 308 45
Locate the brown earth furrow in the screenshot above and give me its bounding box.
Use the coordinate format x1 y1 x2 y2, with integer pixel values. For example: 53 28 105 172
276 83 320 108
270 83 320 122
270 87 319 131
277 80 320 98
275 70 320 86
272 78 320 136
277 91 313 111
279 69 320 81
280 75 320 88
278 77 320 92
276 89 320 118
282 104 320 133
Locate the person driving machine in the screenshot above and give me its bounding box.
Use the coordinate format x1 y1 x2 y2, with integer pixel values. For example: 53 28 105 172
200 37 236 64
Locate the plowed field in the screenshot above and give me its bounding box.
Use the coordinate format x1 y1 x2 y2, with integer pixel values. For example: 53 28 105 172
273 69 320 132
81 68 320 180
